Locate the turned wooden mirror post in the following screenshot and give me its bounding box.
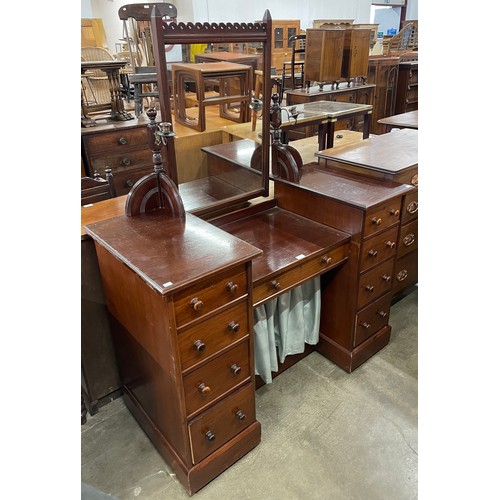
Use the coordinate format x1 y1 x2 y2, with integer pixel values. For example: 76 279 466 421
150 7 272 203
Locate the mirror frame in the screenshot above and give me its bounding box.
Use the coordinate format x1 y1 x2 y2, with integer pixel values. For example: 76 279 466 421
150 8 272 215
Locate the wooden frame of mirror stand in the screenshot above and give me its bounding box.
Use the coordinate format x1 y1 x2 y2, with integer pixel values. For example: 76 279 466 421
150 7 273 216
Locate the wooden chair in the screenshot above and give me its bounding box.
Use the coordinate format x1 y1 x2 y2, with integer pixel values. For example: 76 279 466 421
280 34 306 102
81 168 117 206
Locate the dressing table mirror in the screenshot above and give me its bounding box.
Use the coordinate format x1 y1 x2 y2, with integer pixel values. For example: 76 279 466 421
150 7 272 217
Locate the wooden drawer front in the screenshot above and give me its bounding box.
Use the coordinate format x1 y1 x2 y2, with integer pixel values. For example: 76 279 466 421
174 266 248 328
330 91 355 103
89 148 153 175
357 259 395 309
84 127 148 152
401 190 418 224
107 167 152 197
397 219 418 258
188 383 255 464
253 246 348 307
183 341 250 417
354 292 392 347
364 200 402 238
407 69 418 84
393 251 418 296
359 226 399 273
178 300 249 371
405 86 418 102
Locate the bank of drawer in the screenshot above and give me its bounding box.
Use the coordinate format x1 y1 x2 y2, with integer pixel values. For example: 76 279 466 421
174 266 247 328
407 69 418 84
188 383 254 464
84 127 148 152
397 219 418 258
359 226 399 273
406 86 418 102
252 246 348 306
183 341 250 417
364 200 402 238
357 259 395 309
89 148 153 175
108 167 153 196
354 292 392 347
393 250 418 296
178 300 249 371
401 190 418 224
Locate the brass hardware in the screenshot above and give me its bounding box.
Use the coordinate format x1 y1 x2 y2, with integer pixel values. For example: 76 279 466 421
372 217 382 225
226 281 239 293
407 201 418 214
228 321 240 333
198 383 211 394
411 174 418 187
193 340 206 352
403 234 415 246
368 249 378 257
190 298 203 311
121 157 131 166
230 363 241 375
397 269 408 282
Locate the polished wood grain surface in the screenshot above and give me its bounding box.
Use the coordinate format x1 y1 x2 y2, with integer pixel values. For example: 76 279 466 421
84 211 262 295
377 110 418 130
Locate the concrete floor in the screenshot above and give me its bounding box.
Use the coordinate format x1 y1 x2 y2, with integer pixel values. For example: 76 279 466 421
81 288 417 500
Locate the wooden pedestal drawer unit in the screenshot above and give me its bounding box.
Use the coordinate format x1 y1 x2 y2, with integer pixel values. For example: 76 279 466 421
395 61 418 115
81 119 161 196
315 128 418 300
84 212 262 496
274 166 414 372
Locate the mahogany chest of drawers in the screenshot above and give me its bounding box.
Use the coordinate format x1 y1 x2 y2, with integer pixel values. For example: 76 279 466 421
395 61 418 115
81 120 159 196
84 212 262 495
274 167 414 372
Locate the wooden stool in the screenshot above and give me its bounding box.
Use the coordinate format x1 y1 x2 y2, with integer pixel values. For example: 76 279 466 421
172 62 253 132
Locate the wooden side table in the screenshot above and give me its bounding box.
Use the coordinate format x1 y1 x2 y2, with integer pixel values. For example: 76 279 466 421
172 62 253 131
377 110 418 133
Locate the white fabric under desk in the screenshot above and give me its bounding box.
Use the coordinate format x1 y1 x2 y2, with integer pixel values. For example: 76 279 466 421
253 277 321 384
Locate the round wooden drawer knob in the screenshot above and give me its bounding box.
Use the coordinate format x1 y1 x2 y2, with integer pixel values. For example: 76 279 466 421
378 310 388 318
386 241 396 249
365 285 374 293
230 363 241 375
121 157 131 166
270 280 281 290
371 217 382 225
226 281 239 293
390 208 400 217
361 322 371 329
381 274 391 282
193 340 206 352
321 255 332 265
198 383 211 394
190 298 203 311
205 430 216 441
118 136 127 145
368 249 378 257
235 410 246 421
228 321 240 333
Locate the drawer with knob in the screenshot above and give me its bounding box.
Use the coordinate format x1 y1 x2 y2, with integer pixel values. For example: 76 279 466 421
353 292 392 347
183 340 250 417
363 201 402 238
401 189 418 223
178 299 249 372
188 382 255 464
89 148 153 175
359 226 399 273
397 219 418 258
100 166 152 196
173 266 248 328
357 258 395 309
252 246 348 307
84 127 149 151
393 251 418 296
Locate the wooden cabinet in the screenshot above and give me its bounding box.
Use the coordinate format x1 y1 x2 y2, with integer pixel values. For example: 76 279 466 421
81 18 107 48
341 29 371 82
314 129 418 301
81 120 160 196
274 167 414 372
268 19 301 71
304 29 345 84
395 61 418 114
367 56 400 135
85 212 262 495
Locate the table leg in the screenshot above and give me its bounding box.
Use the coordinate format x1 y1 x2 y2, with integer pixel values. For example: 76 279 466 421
363 112 372 139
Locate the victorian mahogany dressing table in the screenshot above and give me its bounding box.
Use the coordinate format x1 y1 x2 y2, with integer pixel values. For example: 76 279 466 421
83 10 414 496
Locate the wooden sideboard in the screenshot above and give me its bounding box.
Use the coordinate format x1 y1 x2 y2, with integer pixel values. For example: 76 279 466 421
395 61 418 115
81 118 163 196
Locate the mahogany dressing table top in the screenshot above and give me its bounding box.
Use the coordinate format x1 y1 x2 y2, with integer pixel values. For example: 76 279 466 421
84 211 262 296
315 128 417 177
377 110 418 130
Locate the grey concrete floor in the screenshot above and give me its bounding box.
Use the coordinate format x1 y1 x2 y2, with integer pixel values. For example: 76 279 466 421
81 288 417 500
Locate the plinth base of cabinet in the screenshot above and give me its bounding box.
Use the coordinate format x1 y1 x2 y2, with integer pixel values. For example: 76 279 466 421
317 325 391 373
122 389 261 496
